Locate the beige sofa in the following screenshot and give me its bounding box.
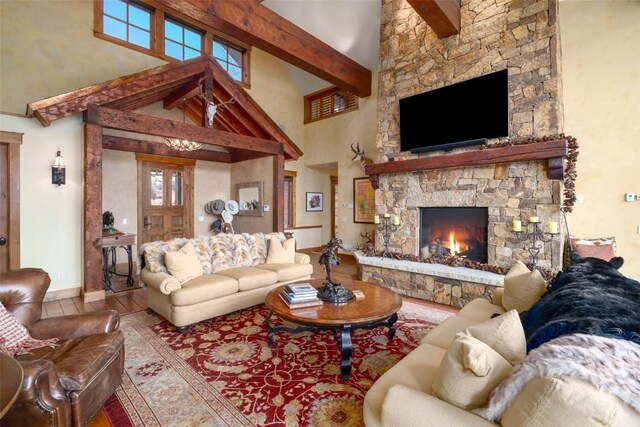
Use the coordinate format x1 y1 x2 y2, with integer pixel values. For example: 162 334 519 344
139 232 313 328
364 288 638 426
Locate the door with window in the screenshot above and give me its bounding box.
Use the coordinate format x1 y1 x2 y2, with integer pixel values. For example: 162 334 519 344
0 132 20 273
137 155 194 244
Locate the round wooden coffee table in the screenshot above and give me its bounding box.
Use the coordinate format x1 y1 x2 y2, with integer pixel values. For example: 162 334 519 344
265 279 402 380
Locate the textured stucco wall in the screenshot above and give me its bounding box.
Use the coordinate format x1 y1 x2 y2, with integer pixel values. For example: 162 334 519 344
560 0 640 277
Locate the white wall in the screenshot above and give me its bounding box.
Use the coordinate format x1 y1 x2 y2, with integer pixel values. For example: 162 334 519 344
0 113 83 292
560 0 640 277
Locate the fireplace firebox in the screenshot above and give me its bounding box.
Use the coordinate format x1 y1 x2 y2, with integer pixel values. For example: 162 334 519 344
420 207 488 263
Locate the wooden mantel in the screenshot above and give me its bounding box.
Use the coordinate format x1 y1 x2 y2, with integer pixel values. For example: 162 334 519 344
364 139 568 189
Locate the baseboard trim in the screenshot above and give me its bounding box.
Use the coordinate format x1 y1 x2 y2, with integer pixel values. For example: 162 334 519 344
83 290 106 303
44 287 81 302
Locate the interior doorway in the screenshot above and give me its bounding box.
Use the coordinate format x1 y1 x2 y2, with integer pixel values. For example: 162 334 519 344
0 132 21 273
137 154 195 245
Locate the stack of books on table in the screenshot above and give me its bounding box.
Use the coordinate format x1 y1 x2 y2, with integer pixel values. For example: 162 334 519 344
280 283 323 309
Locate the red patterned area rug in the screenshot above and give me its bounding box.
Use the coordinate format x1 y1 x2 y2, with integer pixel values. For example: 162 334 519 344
103 301 454 426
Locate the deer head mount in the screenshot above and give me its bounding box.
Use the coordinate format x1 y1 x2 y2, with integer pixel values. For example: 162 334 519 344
350 142 373 171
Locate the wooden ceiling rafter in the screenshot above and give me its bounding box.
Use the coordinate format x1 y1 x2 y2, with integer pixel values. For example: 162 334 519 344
407 0 461 38
27 58 209 126
27 55 302 161
152 0 372 97
163 77 202 110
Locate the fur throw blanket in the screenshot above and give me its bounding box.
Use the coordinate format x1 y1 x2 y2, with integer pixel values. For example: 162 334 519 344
521 256 640 351
473 333 640 422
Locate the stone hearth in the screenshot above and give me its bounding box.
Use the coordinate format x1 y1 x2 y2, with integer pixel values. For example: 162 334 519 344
356 252 503 308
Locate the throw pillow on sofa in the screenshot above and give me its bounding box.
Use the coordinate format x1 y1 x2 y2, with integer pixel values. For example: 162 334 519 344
266 236 296 264
432 333 513 410
570 236 616 261
502 261 547 312
464 309 527 365
165 242 204 284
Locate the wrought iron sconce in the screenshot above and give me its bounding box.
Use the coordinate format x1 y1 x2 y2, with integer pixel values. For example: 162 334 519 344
375 213 401 257
513 217 559 268
52 151 65 186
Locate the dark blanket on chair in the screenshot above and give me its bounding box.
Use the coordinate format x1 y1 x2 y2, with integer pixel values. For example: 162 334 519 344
521 255 640 351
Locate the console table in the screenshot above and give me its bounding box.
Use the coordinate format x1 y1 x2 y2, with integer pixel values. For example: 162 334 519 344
102 233 136 292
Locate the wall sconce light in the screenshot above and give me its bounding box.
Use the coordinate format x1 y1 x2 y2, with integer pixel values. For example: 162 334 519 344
52 151 66 185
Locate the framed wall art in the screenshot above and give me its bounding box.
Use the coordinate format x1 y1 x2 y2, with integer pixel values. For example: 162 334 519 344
353 177 375 223
305 192 323 211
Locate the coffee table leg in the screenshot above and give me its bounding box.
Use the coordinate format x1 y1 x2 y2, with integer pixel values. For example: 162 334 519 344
265 311 276 348
387 313 399 341
340 325 352 380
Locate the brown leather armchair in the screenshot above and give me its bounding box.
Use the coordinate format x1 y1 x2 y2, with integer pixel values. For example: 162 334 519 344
0 268 125 426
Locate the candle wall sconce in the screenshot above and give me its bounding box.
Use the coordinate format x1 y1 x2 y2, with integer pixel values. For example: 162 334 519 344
512 217 559 268
374 213 400 257
52 151 65 186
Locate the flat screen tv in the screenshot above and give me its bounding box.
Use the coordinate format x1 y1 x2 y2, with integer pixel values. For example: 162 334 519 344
399 69 508 154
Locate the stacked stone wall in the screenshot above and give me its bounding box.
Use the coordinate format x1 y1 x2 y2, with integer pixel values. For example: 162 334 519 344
375 0 564 271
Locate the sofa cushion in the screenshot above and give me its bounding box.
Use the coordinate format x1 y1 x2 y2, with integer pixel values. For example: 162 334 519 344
570 236 616 261
457 298 506 323
170 274 239 306
244 232 285 265
502 261 546 312
214 267 278 291
165 242 204 284
363 343 447 427
464 309 526 365
266 237 296 264
420 315 477 349
16 331 124 391
500 376 639 427
433 334 513 410
382 385 496 427
143 238 189 273
210 234 253 272
254 263 313 282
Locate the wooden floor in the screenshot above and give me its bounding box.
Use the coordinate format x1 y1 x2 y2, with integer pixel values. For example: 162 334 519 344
43 249 456 318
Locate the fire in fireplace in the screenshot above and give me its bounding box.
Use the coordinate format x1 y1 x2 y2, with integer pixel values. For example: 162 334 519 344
420 207 488 263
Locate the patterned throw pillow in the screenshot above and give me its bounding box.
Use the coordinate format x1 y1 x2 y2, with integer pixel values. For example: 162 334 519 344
245 232 287 265
142 238 188 273
0 302 57 357
570 236 616 261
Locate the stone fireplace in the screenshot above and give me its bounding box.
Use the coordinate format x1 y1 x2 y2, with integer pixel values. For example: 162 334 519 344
357 0 566 307
420 207 488 263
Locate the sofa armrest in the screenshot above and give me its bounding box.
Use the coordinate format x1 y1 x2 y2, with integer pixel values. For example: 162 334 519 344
29 310 119 340
294 253 310 264
381 385 496 427
141 269 181 295
492 288 504 307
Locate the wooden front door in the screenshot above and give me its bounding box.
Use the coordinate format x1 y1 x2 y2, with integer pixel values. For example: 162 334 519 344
0 132 21 273
137 154 195 244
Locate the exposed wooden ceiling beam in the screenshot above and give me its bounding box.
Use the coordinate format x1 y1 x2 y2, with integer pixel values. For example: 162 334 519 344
163 77 202 110
152 0 372 97
103 135 233 163
406 0 461 38
27 58 208 126
86 104 282 155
